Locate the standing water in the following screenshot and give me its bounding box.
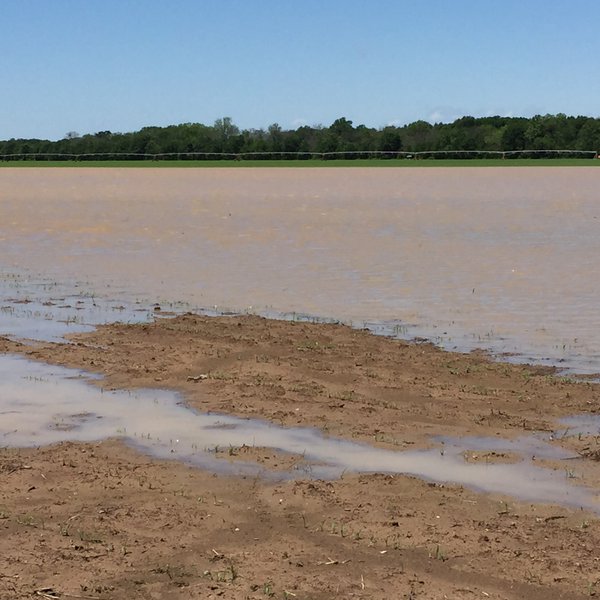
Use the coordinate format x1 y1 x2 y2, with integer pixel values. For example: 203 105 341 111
1 166 600 511
1 167 599 372
1 354 598 512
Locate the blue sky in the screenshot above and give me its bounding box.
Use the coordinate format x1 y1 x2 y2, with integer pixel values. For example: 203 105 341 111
1 0 599 140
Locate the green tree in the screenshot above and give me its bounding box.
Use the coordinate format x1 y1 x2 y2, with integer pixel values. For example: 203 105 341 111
379 127 402 151
403 120 433 152
501 120 528 151
267 123 283 152
576 119 600 150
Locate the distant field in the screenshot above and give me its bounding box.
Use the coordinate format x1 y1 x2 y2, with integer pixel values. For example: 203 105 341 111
1 158 599 167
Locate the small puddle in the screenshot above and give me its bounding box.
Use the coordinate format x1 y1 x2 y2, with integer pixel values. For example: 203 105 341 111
557 414 600 437
1 354 598 513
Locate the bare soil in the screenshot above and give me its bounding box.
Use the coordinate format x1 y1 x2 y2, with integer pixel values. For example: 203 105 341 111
2 314 600 599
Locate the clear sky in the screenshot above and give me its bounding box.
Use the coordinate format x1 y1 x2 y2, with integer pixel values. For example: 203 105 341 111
1 0 599 140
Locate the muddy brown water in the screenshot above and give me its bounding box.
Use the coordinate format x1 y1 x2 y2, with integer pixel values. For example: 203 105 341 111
1 167 599 371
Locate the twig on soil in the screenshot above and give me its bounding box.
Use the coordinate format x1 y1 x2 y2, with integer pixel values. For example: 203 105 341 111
35 590 60 600
3 463 31 475
318 557 351 566
35 588 101 600
82 552 110 560
187 374 208 382
578 448 600 461
210 548 224 561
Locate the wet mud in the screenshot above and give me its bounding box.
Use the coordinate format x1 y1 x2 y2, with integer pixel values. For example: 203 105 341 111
1 351 597 511
3 312 600 598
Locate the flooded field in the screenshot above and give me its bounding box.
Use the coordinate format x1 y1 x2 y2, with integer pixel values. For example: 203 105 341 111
2 168 600 599
1 167 599 372
1 168 600 499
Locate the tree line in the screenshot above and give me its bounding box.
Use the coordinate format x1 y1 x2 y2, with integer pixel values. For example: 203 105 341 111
1 114 599 160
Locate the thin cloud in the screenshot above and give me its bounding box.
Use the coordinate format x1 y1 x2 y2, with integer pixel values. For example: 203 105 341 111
291 118 309 128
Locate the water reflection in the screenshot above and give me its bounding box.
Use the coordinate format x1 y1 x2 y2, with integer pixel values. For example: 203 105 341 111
1 354 598 512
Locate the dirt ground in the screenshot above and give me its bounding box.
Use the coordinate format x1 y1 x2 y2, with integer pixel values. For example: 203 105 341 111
2 314 600 599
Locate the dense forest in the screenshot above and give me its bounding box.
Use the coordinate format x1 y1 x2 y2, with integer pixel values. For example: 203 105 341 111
1 114 600 160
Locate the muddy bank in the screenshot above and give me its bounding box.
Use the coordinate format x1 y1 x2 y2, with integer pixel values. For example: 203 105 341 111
2 314 600 599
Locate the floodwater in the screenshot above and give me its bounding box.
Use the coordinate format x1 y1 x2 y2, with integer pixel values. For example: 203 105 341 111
2 166 600 510
2 354 598 512
1 167 599 372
